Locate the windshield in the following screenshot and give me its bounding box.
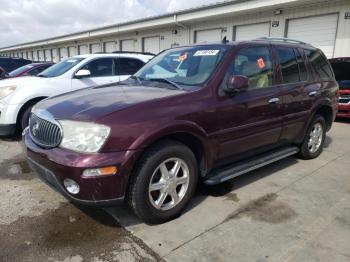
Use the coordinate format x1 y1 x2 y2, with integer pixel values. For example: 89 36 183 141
134 45 230 88
38 58 84 77
9 65 32 77
330 61 350 89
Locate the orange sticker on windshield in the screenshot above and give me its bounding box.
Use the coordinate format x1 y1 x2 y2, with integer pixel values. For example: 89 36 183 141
257 58 265 69
179 52 188 62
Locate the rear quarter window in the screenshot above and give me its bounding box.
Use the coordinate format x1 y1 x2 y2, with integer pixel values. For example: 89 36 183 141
304 49 333 80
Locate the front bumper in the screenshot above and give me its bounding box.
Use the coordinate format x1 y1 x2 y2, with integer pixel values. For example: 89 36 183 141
23 129 141 206
0 124 16 136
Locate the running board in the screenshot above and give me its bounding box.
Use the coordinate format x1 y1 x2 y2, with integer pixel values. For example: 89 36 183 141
204 146 299 185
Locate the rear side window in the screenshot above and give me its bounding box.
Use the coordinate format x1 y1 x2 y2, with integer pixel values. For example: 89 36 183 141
117 58 144 75
275 47 300 84
304 49 333 80
228 46 274 89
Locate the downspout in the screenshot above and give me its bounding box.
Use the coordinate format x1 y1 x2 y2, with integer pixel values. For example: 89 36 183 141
173 14 190 45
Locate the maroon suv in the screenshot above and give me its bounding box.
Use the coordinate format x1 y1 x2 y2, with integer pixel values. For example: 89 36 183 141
23 39 338 224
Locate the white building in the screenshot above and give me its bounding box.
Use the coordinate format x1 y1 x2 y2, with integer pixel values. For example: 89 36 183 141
0 0 349 61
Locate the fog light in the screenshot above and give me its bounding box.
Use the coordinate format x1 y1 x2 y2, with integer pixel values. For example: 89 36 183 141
63 179 80 195
82 166 117 178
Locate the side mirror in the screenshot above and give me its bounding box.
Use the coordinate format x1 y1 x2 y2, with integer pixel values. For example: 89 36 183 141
223 75 249 95
75 69 91 79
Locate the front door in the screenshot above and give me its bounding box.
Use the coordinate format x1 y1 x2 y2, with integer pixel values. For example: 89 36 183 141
71 57 119 91
214 45 283 162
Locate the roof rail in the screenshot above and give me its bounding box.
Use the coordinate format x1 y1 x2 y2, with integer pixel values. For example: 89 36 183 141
93 51 156 56
113 51 156 56
255 37 310 45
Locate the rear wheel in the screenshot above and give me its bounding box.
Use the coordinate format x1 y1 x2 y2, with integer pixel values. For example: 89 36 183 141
127 140 198 224
298 114 326 159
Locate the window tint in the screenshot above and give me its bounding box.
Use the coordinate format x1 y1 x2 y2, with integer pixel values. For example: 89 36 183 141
28 65 50 76
276 47 300 84
330 62 350 81
118 58 144 75
295 49 308 81
81 58 114 77
9 65 32 77
304 49 333 80
228 46 274 89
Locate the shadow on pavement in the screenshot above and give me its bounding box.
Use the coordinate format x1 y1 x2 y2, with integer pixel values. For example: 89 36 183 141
109 156 299 227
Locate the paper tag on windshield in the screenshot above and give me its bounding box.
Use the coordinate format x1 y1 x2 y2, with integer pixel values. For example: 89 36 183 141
66 59 78 63
194 50 220 56
257 58 266 69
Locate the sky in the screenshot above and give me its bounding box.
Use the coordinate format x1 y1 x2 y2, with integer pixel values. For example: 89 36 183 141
0 0 224 47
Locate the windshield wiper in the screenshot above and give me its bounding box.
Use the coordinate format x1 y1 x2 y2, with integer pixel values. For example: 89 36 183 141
148 78 183 90
37 74 47 78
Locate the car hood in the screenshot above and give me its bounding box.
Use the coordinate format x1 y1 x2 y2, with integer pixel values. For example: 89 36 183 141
35 84 185 121
0 76 47 87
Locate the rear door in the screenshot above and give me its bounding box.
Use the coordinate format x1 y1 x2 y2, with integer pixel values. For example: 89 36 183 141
273 45 310 142
215 44 283 161
71 57 118 90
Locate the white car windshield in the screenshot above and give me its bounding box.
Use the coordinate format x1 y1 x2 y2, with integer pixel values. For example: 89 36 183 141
38 58 84 78
134 45 229 88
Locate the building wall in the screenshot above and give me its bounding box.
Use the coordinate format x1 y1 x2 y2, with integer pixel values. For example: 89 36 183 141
1 0 349 60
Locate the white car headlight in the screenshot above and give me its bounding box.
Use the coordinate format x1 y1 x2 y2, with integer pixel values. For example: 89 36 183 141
59 120 111 153
0 85 17 100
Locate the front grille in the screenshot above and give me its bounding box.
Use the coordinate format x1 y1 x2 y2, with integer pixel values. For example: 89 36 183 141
29 113 62 148
339 95 350 104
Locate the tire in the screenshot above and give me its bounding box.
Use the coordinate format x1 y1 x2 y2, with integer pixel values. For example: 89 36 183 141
19 105 34 131
127 140 198 224
298 114 326 160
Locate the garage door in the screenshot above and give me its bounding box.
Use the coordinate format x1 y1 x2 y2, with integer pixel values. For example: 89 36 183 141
33 51 38 61
143 36 160 54
121 40 135 52
91 43 100 53
68 46 77 57
38 50 45 61
78 45 89 55
104 41 117 53
235 22 270 41
52 49 59 62
195 29 222 43
59 48 68 60
44 50 51 61
287 14 338 58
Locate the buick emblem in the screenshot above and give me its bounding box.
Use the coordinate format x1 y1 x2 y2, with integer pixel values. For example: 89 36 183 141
32 121 40 136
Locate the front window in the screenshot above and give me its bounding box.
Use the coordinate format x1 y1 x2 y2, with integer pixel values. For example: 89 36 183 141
134 45 229 88
226 46 274 89
38 58 84 78
80 58 115 77
9 65 32 77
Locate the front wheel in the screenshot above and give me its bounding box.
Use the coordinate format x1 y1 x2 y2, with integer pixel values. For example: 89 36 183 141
298 114 326 159
127 140 198 224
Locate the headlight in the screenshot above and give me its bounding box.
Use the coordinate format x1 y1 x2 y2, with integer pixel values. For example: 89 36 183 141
0 85 17 100
59 120 110 153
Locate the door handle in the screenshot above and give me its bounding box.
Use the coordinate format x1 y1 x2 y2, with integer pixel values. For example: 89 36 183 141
309 91 318 97
268 98 280 104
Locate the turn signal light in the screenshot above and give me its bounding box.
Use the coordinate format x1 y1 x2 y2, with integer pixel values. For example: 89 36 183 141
82 166 118 177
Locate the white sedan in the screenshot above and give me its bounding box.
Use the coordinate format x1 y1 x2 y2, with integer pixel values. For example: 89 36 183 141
0 52 153 135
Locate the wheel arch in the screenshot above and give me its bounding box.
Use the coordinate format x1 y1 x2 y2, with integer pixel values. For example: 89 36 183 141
16 96 48 126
